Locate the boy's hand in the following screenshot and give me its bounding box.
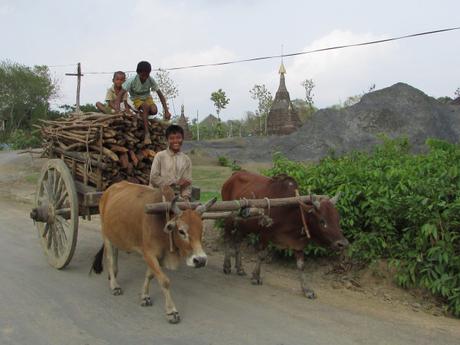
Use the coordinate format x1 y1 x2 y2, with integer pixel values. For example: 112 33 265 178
177 178 191 188
164 110 172 121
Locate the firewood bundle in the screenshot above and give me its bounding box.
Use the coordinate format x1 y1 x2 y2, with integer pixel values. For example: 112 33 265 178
38 112 168 190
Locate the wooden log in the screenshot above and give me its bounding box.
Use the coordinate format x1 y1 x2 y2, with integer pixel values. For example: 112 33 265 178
119 152 129 169
145 195 329 214
89 145 118 161
141 148 156 158
109 145 129 153
53 147 109 170
201 207 265 220
129 150 139 166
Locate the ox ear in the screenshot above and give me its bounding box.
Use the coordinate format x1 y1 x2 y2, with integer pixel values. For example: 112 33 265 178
170 197 182 216
195 197 218 215
330 191 341 205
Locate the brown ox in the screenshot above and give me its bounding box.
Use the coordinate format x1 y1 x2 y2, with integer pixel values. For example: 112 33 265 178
91 181 216 324
221 171 349 299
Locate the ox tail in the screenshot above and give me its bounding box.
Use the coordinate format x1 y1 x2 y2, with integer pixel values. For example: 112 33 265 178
90 244 104 275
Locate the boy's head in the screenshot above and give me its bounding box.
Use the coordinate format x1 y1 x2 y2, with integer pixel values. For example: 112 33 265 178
112 71 126 88
165 125 185 153
136 61 152 82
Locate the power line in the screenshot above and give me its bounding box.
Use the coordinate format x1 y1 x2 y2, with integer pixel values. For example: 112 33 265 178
69 26 460 75
48 63 78 68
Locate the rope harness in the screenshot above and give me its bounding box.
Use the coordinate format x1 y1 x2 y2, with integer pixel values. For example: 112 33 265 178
295 189 311 239
162 195 175 252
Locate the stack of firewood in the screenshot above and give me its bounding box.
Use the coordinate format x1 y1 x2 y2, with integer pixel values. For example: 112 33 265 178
38 112 168 189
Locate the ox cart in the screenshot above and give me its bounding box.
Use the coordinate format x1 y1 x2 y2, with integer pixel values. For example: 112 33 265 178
29 112 321 270
29 154 318 270
29 112 170 269
29 153 320 270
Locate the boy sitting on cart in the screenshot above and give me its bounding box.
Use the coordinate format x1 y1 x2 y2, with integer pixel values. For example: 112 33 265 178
120 61 172 145
96 71 134 114
150 125 192 201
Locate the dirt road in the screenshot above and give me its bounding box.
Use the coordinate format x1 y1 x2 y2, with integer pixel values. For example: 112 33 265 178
1 199 459 345
1 151 459 345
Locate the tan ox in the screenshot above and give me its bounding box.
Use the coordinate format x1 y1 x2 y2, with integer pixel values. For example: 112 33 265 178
91 181 216 324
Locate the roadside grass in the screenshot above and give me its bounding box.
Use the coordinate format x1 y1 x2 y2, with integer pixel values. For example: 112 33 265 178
192 160 272 202
24 172 40 185
192 165 232 201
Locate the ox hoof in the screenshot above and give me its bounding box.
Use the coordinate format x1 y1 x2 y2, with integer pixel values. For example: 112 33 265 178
223 266 232 275
167 311 181 324
251 276 263 285
112 287 123 296
303 289 317 299
236 268 246 276
141 296 153 307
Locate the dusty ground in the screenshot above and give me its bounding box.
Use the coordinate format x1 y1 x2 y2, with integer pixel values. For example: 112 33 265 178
1 150 459 345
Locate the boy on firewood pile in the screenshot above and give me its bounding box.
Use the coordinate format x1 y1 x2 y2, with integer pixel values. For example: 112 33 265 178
96 71 134 115
150 125 192 201
120 61 171 145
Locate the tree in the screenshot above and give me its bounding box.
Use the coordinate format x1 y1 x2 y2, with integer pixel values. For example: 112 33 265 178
292 99 317 123
249 84 273 135
455 87 460 98
0 60 58 137
343 84 376 107
154 69 179 101
153 69 179 114
240 111 259 136
210 89 230 119
300 78 315 108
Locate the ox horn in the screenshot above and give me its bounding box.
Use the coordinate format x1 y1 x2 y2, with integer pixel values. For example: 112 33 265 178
310 194 321 210
170 197 182 216
195 197 218 215
330 191 341 205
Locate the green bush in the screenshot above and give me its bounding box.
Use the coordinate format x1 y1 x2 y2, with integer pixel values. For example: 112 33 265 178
218 156 229 167
230 161 241 171
266 137 460 317
8 129 41 149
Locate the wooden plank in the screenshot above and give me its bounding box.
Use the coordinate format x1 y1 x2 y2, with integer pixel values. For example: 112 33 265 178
53 147 109 170
201 207 264 220
74 181 103 208
144 195 328 214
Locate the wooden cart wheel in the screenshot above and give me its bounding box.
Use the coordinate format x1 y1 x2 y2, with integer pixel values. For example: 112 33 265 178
33 159 79 269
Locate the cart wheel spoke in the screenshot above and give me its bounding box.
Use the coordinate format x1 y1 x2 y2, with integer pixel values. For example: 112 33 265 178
42 175 52 200
56 190 69 209
55 217 68 245
46 172 55 203
53 169 59 197
55 208 71 218
51 225 59 257
42 223 50 238
34 159 78 269
53 223 65 255
46 226 53 249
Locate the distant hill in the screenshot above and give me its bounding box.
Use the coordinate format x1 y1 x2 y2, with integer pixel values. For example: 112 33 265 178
184 83 460 162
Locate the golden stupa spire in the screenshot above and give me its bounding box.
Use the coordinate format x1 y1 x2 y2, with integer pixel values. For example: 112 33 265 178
279 44 286 74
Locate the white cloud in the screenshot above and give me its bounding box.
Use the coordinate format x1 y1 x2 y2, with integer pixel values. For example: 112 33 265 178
0 3 13 16
285 30 400 106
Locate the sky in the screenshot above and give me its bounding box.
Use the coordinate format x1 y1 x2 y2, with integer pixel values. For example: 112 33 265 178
1 0 459 121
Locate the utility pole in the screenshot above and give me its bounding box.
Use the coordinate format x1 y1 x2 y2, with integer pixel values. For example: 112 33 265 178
65 62 83 113
196 110 200 141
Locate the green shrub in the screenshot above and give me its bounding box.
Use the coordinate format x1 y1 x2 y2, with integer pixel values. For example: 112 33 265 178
230 161 241 171
266 137 460 317
218 156 229 167
8 129 41 149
